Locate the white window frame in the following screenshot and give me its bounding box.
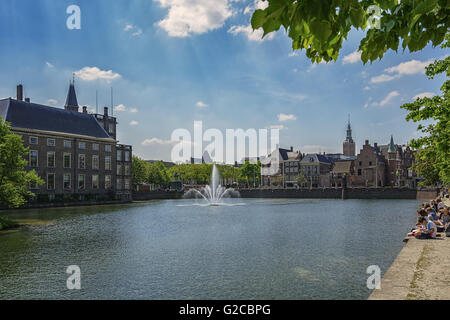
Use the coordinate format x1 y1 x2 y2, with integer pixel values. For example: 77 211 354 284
29 136 38 145
47 138 56 147
47 173 55 190
63 174 71 190
47 151 56 168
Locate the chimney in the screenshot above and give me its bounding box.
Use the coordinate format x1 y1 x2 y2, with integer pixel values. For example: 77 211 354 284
290 146 293 152
365 140 369 146
374 143 378 149
17 84 23 101
104 107 109 117
25 98 30 103
82 106 87 114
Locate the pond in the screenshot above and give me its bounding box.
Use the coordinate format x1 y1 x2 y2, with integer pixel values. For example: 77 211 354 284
0 198 420 299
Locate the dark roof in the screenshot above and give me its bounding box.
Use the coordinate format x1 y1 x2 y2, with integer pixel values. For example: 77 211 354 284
0 98 112 139
279 148 290 160
316 154 333 164
65 83 78 108
301 153 333 164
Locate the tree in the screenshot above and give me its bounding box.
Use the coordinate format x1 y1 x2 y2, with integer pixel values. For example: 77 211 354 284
148 161 171 188
296 172 307 186
132 156 149 188
400 34 450 185
0 119 43 208
251 0 449 63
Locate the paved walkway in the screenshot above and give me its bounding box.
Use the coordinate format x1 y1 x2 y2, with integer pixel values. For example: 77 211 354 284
369 235 450 300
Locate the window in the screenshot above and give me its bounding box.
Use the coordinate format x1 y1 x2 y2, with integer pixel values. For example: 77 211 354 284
105 175 111 189
92 175 99 189
92 155 99 170
47 152 55 168
79 154 86 169
78 174 85 190
30 150 38 167
117 150 122 161
93 144 99 151
63 153 71 168
105 156 111 170
47 173 55 190
124 151 130 162
47 139 56 147
369 161 372 166
79 142 86 149
117 164 122 176
29 136 38 144
117 179 122 190
358 169 362 176
109 126 115 134
64 140 72 148
105 145 112 152
63 174 71 189
359 161 362 166
124 165 131 176
124 179 130 190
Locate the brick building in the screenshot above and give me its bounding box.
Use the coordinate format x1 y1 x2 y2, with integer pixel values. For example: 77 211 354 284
299 154 333 188
0 83 133 201
343 117 356 157
352 140 386 187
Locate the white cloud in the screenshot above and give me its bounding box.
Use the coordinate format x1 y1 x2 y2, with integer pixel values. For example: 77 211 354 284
45 61 54 68
371 91 400 107
196 101 208 108
277 113 297 122
124 24 143 36
228 24 275 42
129 120 139 126
342 51 361 64
413 92 435 100
364 86 370 91
141 138 177 146
75 67 121 82
47 99 58 105
370 74 399 83
385 59 433 75
114 104 138 113
301 145 329 153
114 104 127 112
370 59 434 83
154 0 233 37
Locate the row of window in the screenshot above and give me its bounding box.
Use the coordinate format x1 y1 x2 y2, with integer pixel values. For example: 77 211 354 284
29 151 131 175
32 174 131 191
28 137 116 153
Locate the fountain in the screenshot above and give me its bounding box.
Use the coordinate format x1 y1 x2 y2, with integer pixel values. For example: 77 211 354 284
183 164 240 206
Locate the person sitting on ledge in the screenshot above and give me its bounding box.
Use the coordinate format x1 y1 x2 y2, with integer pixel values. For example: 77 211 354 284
414 217 437 239
440 206 450 232
426 207 443 226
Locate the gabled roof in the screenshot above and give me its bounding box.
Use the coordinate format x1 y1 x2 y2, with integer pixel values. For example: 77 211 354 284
300 153 333 164
279 148 291 161
0 98 112 139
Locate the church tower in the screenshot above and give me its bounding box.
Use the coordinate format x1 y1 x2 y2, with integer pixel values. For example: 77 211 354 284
343 116 356 156
64 76 79 112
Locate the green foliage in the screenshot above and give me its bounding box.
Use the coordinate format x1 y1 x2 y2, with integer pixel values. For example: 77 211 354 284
0 119 43 208
251 0 449 63
148 161 171 188
132 156 149 187
400 34 450 185
239 160 261 187
296 172 307 185
0 216 19 230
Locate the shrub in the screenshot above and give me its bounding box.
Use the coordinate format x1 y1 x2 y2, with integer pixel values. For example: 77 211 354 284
0 216 19 230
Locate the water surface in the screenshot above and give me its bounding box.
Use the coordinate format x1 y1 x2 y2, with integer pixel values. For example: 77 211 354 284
0 198 420 299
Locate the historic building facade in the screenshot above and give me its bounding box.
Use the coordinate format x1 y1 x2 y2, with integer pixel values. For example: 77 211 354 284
299 154 333 188
0 83 133 201
343 117 356 157
352 140 386 187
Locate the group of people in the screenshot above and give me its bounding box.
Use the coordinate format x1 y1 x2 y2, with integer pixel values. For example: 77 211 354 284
408 192 450 239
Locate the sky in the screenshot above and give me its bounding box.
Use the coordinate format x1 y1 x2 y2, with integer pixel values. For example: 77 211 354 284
0 0 446 162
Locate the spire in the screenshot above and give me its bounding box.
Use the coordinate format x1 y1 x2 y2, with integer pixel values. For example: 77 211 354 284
64 78 79 112
388 135 396 153
346 115 353 142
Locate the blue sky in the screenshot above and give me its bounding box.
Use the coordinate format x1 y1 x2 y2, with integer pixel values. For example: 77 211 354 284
0 0 446 162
